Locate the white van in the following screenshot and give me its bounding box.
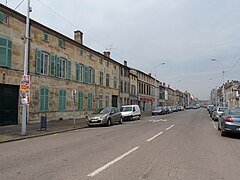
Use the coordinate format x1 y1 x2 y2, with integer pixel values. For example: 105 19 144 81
121 105 141 121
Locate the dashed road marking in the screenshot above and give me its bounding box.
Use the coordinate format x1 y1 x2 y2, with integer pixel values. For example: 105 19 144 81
146 132 163 142
87 146 139 177
166 125 175 130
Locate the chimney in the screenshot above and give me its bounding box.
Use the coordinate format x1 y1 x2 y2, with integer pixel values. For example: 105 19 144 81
74 30 83 44
103 51 110 58
148 73 151 76
124 60 127 66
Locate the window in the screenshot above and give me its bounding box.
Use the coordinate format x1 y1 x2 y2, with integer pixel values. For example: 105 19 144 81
40 52 49 75
40 87 49 112
106 73 110 87
58 39 65 48
88 92 93 110
124 82 127 93
105 94 109 107
106 61 109 66
114 76 117 89
80 49 84 56
0 11 8 24
78 91 84 110
98 93 103 109
120 80 123 93
99 58 103 64
0 36 12 68
43 33 48 41
99 71 103 86
56 57 67 78
59 89 66 111
76 63 84 82
89 67 95 84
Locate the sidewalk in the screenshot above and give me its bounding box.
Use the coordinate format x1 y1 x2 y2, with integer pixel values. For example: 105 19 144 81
0 118 88 143
0 110 152 144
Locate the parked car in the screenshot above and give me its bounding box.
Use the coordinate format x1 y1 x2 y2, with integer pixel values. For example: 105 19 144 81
171 106 177 112
177 106 184 111
86 107 122 127
121 105 141 121
218 108 240 136
211 107 227 121
152 106 164 115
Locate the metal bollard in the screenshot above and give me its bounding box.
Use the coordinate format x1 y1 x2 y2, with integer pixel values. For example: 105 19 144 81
40 113 47 130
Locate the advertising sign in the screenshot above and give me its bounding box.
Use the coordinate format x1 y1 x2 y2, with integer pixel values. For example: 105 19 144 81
20 75 30 105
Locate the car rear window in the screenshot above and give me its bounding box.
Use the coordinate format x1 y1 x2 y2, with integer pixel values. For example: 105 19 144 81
219 108 227 112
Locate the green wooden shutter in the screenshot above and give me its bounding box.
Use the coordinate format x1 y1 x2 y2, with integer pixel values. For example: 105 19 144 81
59 90 63 111
0 12 4 23
50 54 55 76
67 60 72 80
35 49 41 74
56 56 60 77
84 65 89 83
88 92 92 110
63 90 66 111
92 69 95 84
78 91 84 110
45 88 49 111
40 88 45 111
76 62 79 81
7 40 12 68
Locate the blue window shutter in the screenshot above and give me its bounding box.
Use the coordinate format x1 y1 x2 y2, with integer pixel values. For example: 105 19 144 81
67 60 72 80
50 54 55 76
35 49 41 74
84 65 89 83
56 56 60 77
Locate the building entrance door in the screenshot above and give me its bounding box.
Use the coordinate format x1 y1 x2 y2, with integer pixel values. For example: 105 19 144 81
112 95 118 108
0 84 19 126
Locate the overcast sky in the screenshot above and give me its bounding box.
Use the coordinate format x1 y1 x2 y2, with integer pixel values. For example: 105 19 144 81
3 0 240 100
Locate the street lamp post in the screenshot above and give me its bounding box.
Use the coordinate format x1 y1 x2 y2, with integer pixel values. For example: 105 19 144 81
211 58 225 107
154 62 165 107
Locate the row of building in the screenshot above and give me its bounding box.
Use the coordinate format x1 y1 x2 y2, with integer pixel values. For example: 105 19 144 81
210 80 240 108
0 4 197 126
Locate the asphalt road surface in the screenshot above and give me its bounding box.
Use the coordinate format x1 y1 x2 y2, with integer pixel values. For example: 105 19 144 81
1 108 240 180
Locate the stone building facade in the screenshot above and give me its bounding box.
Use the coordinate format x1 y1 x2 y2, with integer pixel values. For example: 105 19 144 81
0 4 124 125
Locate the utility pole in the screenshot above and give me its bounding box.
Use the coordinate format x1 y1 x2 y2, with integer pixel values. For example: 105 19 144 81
21 0 31 135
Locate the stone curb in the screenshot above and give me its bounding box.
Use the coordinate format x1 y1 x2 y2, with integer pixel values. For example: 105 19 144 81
0 125 88 144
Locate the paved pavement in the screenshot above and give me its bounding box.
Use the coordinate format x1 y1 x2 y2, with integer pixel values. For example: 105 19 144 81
0 110 151 143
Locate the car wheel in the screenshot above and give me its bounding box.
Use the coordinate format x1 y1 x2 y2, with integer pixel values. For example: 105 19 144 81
130 116 133 121
119 117 123 124
138 115 140 120
107 119 111 126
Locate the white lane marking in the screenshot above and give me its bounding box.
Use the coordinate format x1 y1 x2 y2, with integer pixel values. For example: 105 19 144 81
87 146 139 177
212 121 217 130
146 132 163 142
149 119 167 123
166 125 175 131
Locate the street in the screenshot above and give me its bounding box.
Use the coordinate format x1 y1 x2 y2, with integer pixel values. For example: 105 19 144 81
1 109 240 180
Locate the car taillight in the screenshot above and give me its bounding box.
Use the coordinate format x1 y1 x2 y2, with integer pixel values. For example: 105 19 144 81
224 117 233 122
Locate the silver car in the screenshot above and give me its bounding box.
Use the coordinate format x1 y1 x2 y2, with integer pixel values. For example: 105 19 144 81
86 107 122 127
212 107 227 121
218 108 240 136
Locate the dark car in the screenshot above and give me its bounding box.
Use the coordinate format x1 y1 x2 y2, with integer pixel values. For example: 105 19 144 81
86 107 122 127
152 106 164 115
218 108 240 136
